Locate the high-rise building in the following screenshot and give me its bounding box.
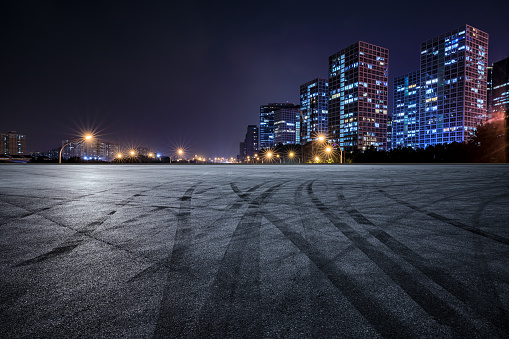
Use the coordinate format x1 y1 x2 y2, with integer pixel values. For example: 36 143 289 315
392 70 420 149
274 105 300 145
487 66 493 119
1 131 26 155
260 103 299 149
419 24 489 147
387 116 392 150
238 125 259 162
491 57 509 119
239 142 246 162
300 78 328 144
328 41 389 151
245 125 259 158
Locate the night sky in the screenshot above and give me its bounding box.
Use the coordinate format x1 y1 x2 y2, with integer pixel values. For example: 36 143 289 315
2 0 508 157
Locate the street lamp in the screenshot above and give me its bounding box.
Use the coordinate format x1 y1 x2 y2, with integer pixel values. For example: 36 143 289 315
59 135 93 164
288 151 300 163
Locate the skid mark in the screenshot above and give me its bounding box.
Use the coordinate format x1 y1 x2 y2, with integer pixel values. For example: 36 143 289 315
378 189 509 246
14 241 83 267
335 188 509 332
153 184 199 338
259 205 415 338
194 183 283 338
132 182 264 284
307 182 482 338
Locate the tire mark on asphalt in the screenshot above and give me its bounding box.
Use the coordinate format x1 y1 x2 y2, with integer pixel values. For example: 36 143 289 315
307 182 482 337
258 186 415 338
378 189 509 246
0 189 111 227
13 241 83 267
8 186 167 267
294 181 367 338
334 188 509 332
153 183 199 339
194 183 283 338
130 182 265 283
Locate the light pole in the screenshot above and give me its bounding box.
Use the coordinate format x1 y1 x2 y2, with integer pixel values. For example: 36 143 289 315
59 135 92 164
288 151 300 163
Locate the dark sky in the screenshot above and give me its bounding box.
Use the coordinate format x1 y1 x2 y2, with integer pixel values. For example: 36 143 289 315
2 0 508 157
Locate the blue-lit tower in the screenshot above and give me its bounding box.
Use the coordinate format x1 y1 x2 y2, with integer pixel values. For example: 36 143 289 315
392 70 420 149
300 78 328 144
260 103 299 149
274 106 300 145
492 57 509 119
419 25 489 147
328 41 389 151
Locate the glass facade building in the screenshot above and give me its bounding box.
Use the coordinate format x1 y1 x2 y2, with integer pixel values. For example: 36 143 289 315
419 24 489 147
260 103 299 149
491 57 509 119
299 78 328 144
392 70 420 149
328 41 389 151
274 106 300 145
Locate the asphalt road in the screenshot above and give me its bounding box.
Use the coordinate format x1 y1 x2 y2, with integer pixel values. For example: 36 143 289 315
1 164 509 338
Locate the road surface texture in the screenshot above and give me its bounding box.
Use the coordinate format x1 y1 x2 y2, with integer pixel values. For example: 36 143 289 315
1 164 509 338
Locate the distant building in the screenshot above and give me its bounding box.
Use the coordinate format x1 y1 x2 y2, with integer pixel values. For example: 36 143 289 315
60 139 119 161
245 125 259 158
300 78 328 144
0 131 26 155
491 57 509 119
238 125 259 162
387 116 392 150
260 103 299 149
274 105 300 145
419 24 488 148
328 41 389 151
239 141 246 162
487 65 493 119
392 70 420 149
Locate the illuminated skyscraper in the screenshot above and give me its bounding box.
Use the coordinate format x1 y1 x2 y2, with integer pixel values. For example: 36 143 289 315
300 78 328 144
419 24 488 147
392 70 420 148
491 57 509 118
274 105 300 145
328 41 389 151
260 103 299 149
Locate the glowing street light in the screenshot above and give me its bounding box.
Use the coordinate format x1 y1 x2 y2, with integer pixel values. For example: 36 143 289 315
59 134 93 164
117 153 122 159
130 151 136 156
288 151 300 164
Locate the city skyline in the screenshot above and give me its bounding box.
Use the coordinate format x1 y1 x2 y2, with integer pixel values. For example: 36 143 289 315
2 1 508 157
